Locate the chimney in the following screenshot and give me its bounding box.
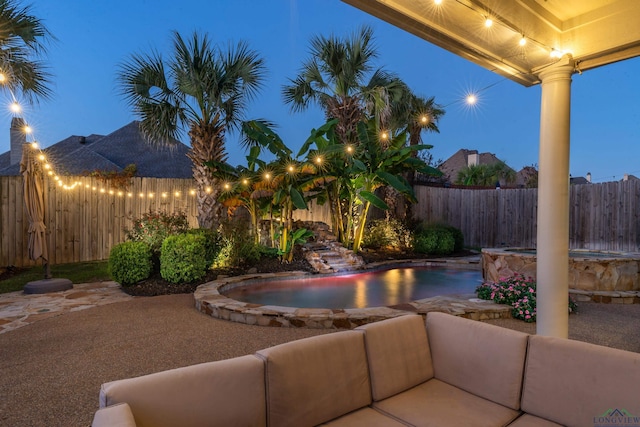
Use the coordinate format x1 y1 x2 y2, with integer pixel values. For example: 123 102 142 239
10 117 26 165
586 172 591 183
624 173 629 181
467 152 479 167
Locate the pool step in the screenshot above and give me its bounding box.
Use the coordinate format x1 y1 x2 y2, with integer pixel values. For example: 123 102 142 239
303 240 365 274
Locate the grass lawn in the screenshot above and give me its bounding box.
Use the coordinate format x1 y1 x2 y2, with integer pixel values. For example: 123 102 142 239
0 261 111 294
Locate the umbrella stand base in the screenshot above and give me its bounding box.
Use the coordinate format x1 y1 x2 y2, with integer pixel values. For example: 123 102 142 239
24 278 73 294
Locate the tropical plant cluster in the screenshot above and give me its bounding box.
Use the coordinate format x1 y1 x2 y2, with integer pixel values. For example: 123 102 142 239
476 274 578 322
118 26 446 259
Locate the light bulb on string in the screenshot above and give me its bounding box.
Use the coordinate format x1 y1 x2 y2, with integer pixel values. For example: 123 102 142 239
466 94 478 105
10 102 21 114
519 36 527 46
484 17 493 28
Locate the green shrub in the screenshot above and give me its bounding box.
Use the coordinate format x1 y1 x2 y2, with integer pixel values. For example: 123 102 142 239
412 226 455 255
125 211 190 254
362 219 412 250
187 228 223 267
108 241 153 286
213 221 262 268
160 233 208 284
440 225 464 252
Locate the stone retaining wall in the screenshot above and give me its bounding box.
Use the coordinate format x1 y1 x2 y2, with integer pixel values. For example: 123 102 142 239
482 248 640 292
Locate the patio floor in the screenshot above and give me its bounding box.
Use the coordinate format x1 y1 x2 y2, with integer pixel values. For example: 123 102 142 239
0 283 638 425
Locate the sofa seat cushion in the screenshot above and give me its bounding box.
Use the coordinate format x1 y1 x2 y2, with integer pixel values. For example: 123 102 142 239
426 312 529 410
257 331 371 427
356 315 434 401
507 414 563 426
92 403 137 427
99 355 266 427
373 378 521 427
522 335 640 427
319 407 411 426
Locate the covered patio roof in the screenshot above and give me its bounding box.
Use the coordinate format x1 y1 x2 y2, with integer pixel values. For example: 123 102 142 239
342 0 640 339
342 0 640 86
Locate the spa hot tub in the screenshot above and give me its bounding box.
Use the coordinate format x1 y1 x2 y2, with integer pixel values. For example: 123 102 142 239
481 248 640 292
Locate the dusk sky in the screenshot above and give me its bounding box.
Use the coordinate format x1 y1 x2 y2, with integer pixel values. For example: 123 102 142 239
2 0 639 183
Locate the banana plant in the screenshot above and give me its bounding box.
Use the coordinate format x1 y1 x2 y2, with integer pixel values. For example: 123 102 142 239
297 119 354 245
243 121 321 262
348 120 441 252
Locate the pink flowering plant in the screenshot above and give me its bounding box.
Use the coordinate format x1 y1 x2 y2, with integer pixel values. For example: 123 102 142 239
476 273 577 323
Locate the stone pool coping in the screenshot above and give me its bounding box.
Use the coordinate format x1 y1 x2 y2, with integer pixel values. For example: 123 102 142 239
194 257 513 329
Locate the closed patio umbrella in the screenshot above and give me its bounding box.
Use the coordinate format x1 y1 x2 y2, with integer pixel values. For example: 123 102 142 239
20 142 72 294
20 143 50 277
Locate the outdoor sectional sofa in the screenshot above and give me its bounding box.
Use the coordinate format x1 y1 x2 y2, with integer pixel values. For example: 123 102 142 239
92 312 640 427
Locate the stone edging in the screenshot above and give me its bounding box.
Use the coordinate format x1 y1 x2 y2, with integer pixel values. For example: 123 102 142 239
570 289 640 304
194 257 512 329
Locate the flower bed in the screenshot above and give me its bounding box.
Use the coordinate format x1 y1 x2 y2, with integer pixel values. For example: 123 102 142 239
476 274 577 322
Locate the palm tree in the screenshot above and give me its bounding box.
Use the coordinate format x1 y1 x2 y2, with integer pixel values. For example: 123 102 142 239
455 162 516 187
118 31 266 229
0 0 53 102
282 26 400 145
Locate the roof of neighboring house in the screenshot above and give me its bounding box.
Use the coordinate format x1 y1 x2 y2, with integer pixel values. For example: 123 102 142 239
0 121 193 178
438 148 513 184
570 176 590 185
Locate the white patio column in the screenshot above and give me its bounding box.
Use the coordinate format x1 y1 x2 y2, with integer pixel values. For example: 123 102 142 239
536 55 575 338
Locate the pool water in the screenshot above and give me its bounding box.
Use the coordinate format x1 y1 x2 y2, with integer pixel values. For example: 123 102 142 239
223 267 482 309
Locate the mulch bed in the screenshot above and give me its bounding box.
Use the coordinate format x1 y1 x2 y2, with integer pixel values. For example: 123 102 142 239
122 249 316 297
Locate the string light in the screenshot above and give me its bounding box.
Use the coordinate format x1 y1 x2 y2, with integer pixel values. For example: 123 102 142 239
441 0 569 58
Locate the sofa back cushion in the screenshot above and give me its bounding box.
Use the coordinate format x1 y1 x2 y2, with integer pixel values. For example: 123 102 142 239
426 312 529 410
99 355 266 427
522 335 640 427
356 315 434 401
256 331 371 427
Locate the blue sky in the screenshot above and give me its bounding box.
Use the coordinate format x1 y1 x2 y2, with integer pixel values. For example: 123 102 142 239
2 0 639 182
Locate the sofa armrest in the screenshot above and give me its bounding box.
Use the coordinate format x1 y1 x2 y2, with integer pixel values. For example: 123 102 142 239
99 355 266 427
92 403 137 427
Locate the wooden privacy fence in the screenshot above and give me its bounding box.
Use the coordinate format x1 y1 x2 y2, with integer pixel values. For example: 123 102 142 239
413 180 640 251
3 176 640 267
1 176 198 267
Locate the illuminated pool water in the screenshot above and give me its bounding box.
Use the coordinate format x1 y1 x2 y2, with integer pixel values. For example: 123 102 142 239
222 267 482 309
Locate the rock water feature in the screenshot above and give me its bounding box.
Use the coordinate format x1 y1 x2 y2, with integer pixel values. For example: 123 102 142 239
481 248 640 303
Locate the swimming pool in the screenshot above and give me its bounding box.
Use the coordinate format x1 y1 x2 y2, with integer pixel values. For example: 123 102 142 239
222 266 483 309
